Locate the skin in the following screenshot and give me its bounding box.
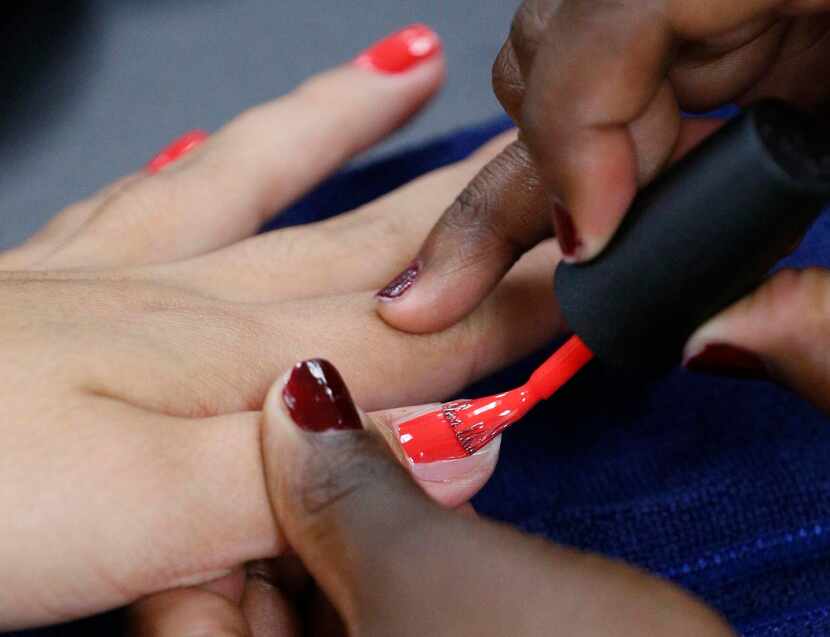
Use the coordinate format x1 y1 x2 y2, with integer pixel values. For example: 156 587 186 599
377 1 830 415
0 56 566 628
0 32 732 635
130 370 735 636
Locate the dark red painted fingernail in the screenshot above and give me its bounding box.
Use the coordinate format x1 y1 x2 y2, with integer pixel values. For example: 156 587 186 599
353 24 442 74
282 359 362 432
146 130 209 174
553 203 582 260
684 343 770 380
376 260 420 301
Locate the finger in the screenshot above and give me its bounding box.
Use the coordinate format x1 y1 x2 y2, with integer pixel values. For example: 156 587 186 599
260 360 456 631
1 130 207 271
518 0 785 261
684 267 830 413
242 562 302 637
149 130 517 303
376 140 552 333
374 115 723 335
261 363 734 637
0 396 274 627
492 0 565 123
520 1 674 261
129 588 250 637
492 39 525 122
372 403 501 507
40 25 445 269
0 175 141 270
99 240 562 420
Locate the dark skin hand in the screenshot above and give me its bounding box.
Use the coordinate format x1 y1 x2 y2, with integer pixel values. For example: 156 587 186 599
132 363 734 636
378 0 830 413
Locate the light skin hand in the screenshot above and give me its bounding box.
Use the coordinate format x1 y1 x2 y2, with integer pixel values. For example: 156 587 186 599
0 50 567 629
130 363 736 637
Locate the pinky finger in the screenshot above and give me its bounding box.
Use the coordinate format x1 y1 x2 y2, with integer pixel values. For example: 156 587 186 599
0 174 141 270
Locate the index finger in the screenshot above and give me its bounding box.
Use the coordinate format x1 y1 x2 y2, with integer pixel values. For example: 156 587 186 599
522 0 784 261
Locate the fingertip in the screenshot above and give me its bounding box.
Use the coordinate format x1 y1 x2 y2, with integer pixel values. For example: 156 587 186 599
351 23 444 77
529 121 638 263
374 277 465 334
370 405 502 508
374 254 508 334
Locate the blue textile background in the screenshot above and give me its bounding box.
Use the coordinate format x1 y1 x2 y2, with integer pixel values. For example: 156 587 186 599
12 114 830 635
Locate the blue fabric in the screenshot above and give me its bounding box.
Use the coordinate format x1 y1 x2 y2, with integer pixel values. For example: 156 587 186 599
11 114 830 635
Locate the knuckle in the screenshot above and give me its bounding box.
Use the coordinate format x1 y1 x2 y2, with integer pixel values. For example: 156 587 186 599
491 43 525 116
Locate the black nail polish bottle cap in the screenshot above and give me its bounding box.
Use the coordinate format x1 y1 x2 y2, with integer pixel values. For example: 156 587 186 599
555 100 830 374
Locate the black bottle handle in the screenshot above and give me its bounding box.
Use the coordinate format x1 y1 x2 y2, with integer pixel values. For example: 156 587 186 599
554 100 830 374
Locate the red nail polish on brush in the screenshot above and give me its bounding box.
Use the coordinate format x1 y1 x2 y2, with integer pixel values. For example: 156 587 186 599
146 130 208 174
398 336 594 464
353 24 442 74
283 359 362 432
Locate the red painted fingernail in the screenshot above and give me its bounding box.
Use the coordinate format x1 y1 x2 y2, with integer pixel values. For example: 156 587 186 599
553 203 582 260
282 359 362 432
146 130 209 174
353 24 442 74
376 260 420 301
684 343 770 380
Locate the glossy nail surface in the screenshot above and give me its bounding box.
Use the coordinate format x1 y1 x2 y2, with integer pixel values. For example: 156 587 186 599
685 343 770 380
353 24 441 74
376 260 420 300
553 202 582 260
283 359 362 432
146 130 209 174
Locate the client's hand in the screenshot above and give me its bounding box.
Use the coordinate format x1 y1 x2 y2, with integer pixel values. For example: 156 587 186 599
131 361 735 636
0 26 564 629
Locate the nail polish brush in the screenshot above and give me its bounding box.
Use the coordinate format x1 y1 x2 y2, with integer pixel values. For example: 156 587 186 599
397 100 830 465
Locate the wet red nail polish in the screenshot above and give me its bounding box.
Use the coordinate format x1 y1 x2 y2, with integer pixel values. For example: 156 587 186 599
282 359 362 432
685 344 770 380
353 24 442 74
376 260 420 300
146 130 209 174
553 203 581 259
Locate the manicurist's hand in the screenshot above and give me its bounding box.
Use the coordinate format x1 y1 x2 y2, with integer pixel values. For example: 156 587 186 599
131 360 736 637
0 26 568 630
377 1 830 334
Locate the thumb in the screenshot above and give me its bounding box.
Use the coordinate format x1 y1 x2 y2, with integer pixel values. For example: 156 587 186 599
261 358 460 631
685 268 830 412
262 359 735 637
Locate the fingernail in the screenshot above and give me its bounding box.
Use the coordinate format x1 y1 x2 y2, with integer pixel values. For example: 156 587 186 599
353 24 442 74
376 260 420 301
391 407 502 484
146 130 209 174
684 343 770 380
553 203 582 261
282 359 362 432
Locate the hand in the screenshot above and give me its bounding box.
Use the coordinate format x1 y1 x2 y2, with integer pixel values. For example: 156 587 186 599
376 0 830 335
0 27 567 629
131 361 736 636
